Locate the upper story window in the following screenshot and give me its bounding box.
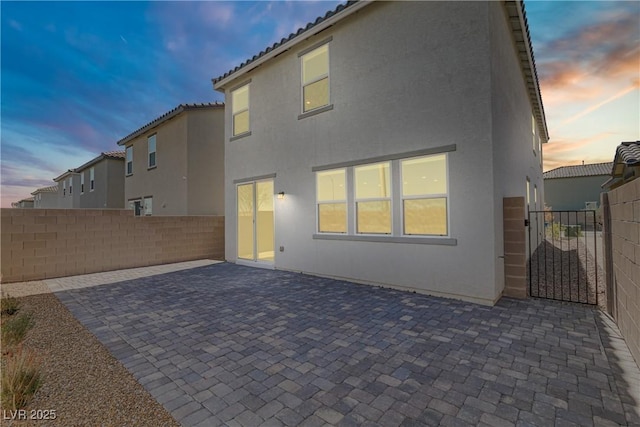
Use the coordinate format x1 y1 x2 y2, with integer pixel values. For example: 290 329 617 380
126 146 133 175
355 162 391 234
232 84 250 136
301 44 329 113
81 172 85 194
90 167 95 191
68 177 73 195
316 169 346 233
401 155 448 236
148 134 157 168
63 180 66 196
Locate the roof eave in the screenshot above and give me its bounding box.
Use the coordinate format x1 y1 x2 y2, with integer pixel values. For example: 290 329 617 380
213 1 372 91
506 0 549 143
117 106 185 146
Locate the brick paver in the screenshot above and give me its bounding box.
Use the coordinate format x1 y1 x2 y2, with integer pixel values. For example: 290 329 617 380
55 263 640 426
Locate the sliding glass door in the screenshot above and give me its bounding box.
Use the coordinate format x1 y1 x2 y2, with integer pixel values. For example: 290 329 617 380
237 180 274 263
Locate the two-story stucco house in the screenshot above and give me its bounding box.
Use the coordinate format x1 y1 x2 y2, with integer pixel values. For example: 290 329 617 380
53 169 81 209
75 151 126 209
52 151 126 209
213 0 548 305
116 103 225 216
31 184 59 208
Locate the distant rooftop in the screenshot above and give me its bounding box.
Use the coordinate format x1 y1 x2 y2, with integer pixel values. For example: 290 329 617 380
116 103 224 146
31 185 58 195
543 162 613 179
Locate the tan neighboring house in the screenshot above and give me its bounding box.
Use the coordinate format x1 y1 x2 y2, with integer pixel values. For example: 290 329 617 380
11 197 34 208
31 184 59 208
53 169 81 208
116 103 225 216
52 151 125 209
75 151 125 208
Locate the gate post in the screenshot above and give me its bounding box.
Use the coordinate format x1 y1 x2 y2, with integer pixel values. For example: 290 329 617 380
601 192 616 318
503 197 527 299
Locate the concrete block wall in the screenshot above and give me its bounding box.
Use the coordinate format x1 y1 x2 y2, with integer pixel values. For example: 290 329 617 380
503 197 527 299
0 208 224 283
606 179 640 366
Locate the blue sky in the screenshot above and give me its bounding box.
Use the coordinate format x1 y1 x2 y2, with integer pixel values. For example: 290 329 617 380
1 1 639 207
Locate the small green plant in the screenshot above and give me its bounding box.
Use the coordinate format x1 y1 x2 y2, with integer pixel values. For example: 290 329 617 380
1 346 42 410
1 294 20 316
1 312 34 349
548 222 564 239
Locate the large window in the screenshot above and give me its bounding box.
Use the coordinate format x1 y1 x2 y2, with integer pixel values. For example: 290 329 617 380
148 135 156 168
316 169 346 233
232 84 250 136
302 44 329 113
401 155 448 236
355 162 391 234
315 153 450 237
90 167 95 191
126 146 133 175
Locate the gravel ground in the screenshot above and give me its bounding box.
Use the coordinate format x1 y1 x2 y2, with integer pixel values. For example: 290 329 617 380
0 293 180 427
529 235 606 310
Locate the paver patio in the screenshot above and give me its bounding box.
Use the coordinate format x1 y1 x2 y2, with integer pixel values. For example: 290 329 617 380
54 262 640 426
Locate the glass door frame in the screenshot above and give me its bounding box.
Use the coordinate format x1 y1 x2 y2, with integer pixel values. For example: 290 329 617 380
236 178 275 268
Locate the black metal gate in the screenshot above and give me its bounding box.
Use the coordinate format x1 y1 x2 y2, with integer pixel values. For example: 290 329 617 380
528 210 599 305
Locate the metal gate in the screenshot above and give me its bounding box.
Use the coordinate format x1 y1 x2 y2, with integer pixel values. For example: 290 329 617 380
528 210 599 305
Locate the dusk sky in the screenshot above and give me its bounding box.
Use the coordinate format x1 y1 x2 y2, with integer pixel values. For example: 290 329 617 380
1 1 639 207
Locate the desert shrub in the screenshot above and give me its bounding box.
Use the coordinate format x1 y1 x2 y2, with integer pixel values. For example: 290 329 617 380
1 346 42 410
1 312 33 349
1 294 20 316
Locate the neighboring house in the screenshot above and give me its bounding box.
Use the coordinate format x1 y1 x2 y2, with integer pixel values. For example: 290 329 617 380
31 184 59 208
53 169 81 209
116 103 225 216
11 197 34 208
213 1 548 305
543 162 612 211
74 151 126 208
603 141 640 190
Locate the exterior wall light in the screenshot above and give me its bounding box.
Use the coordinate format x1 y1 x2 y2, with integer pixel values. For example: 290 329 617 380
277 192 285 199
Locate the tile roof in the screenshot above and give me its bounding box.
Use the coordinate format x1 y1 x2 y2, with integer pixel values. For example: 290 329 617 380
543 162 613 179
31 185 58 195
103 150 126 159
212 1 362 85
615 140 640 166
211 0 548 143
116 103 224 146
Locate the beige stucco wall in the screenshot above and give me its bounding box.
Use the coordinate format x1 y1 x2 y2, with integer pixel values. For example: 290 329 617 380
123 108 224 215
186 108 225 215
606 178 640 365
218 2 542 305
77 158 125 209
0 208 224 283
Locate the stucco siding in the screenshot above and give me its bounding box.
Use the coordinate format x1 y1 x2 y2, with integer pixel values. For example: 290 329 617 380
105 159 125 208
186 108 225 215
223 2 505 304
545 175 608 211
488 2 545 298
124 115 189 215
